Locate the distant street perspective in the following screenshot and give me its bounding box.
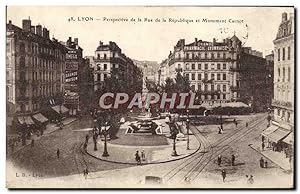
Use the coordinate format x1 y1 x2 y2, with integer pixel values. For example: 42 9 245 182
6 7 294 188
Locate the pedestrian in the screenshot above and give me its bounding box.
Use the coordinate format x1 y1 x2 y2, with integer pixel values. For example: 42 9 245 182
85 134 89 143
231 154 235 166
83 169 87 179
265 160 268 168
262 142 265 151
221 169 226 182
249 175 254 184
83 142 87 152
218 127 222 134
259 157 264 168
31 139 35 147
57 148 60 158
135 151 141 165
217 155 222 166
141 149 146 161
246 122 248 127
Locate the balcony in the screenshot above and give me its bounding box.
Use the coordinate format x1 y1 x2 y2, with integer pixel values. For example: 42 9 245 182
272 99 293 109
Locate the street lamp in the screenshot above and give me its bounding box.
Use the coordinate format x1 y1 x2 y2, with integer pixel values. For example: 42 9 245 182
102 121 109 157
186 109 190 150
171 124 178 156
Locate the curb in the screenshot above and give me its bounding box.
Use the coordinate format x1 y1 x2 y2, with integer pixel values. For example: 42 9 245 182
248 144 291 172
85 136 202 165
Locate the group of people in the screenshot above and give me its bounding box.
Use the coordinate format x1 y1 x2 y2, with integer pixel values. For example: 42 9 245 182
135 150 146 164
259 157 268 168
217 154 236 167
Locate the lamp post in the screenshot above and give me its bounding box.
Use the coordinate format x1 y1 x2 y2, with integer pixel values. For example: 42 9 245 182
171 124 178 156
102 121 109 157
186 109 190 150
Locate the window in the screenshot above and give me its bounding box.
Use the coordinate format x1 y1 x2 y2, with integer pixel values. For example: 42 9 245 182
198 73 202 80
223 63 226 69
211 84 215 91
204 73 208 80
104 74 107 80
211 73 215 80
223 94 226 100
198 63 201 70
288 67 290 82
223 73 226 80
97 54 100 59
217 73 221 80
217 64 221 70
223 84 226 92
104 64 107 70
204 84 208 91
198 84 201 91
288 47 291 60
283 68 285 82
217 84 220 91
186 53 189 59
192 53 195 59
97 66 100 71
205 64 208 70
204 53 207 59
278 68 281 81
223 53 226 59
97 74 100 81
191 85 195 91
211 53 214 59
278 48 280 61
20 42 25 53
185 73 189 79
104 54 107 59
112 52 115 58
191 73 195 80
282 47 285 61
191 63 195 70
217 53 220 58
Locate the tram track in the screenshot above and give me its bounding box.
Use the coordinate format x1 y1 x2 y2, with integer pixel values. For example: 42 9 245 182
163 114 268 184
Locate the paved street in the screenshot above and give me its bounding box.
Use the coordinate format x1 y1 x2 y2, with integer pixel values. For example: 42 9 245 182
6 113 293 188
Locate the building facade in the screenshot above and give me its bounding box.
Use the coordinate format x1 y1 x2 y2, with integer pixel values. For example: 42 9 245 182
89 41 142 95
263 12 294 156
159 35 269 110
6 18 66 127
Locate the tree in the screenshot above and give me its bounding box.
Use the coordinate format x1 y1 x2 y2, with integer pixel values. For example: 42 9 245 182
174 71 190 93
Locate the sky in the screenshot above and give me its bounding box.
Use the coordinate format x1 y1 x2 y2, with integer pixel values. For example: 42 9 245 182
7 6 294 62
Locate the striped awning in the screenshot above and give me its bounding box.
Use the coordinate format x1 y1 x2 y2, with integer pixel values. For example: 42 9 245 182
267 128 290 143
17 116 35 125
32 113 48 123
282 132 293 145
51 105 69 114
262 125 278 137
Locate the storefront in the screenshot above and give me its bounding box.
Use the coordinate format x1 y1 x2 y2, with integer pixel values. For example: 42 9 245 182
32 113 49 135
262 125 290 153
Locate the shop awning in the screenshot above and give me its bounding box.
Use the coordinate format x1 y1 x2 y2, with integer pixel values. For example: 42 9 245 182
51 105 69 114
267 128 290 143
282 132 293 145
262 125 278 136
32 113 48 123
24 116 35 125
17 117 26 125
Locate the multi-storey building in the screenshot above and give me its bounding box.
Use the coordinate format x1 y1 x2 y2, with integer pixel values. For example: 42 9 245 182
89 41 142 97
62 37 87 115
163 35 269 110
263 12 294 157
6 18 66 129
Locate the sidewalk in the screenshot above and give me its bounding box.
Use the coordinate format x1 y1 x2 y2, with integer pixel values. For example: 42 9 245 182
7 117 77 156
249 143 291 171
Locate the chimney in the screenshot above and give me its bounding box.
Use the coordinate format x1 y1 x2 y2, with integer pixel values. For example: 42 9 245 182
99 41 103 46
36 25 42 36
42 27 47 38
282 12 288 22
74 38 78 45
30 26 35 34
194 38 198 45
22 18 31 32
213 38 216 44
8 20 12 29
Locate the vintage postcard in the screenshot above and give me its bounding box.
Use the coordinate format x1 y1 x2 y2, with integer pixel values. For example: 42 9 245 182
6 6 295 189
